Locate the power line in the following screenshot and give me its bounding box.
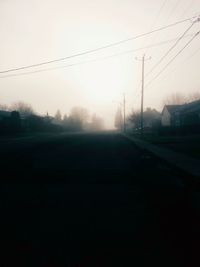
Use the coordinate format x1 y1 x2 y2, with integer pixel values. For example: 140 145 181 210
146 0 183 56
144 0 168 55
149 43 200 86
149 0 168 30
0 33 195 79
0 14 199 74
145 31 200 88
180 0 196 19
145 20 196 77
185 45 200 61
166 0 182 22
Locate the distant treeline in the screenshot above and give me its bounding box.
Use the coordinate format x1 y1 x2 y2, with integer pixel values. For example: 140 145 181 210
54 107 104 132
0 111 62 135
0 102 104 135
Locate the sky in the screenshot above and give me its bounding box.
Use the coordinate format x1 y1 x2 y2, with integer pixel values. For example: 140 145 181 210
0 0 200 128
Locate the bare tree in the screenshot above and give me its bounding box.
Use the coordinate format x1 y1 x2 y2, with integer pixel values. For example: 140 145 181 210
55 110 62 122
114 108 123 130
0 104 9 111
63 114 68 121
163 91 200 106
187 92 200 102
163 93 186 105
10 101 34 116
67 107 89 131
70 107 89 124
91 114 104 131
62 114 68 127
128 108 161 129
127 110 141 129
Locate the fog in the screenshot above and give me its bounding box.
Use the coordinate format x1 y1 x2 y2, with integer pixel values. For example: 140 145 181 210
0 0 200 128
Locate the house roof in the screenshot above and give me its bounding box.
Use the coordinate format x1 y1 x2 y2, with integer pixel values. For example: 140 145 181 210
164 105 181 115
0 110 11 117
162 99 200 116
178 99 200 114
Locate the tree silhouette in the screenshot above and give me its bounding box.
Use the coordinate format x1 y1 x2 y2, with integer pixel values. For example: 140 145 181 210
91 114 104 131
10 101 34 116
55 110 62 122
128 108 161 129
114 108 123 130
70 107 89 124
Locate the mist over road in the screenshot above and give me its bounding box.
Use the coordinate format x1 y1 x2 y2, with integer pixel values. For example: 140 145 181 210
0 131 198 266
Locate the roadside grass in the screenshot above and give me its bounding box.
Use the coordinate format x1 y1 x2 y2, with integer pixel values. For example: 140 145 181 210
129 132 200 160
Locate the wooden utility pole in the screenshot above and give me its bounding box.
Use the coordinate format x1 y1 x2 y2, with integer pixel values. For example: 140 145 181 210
135 54 151 137
123 93 126 133
141 55 145 137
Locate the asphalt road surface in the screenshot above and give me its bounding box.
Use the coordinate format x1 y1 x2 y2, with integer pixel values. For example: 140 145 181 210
0 131 199 267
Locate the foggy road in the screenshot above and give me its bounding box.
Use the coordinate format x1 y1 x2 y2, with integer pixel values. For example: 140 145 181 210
0 131 199 266
0 131 188 181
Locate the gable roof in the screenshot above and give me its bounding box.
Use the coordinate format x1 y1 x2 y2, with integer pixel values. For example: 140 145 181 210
162 99 200 116
0 110 11 118
164 105 180 115
178 99 200 114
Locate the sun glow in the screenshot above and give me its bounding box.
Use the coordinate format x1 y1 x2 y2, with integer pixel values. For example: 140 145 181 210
71 58 129 105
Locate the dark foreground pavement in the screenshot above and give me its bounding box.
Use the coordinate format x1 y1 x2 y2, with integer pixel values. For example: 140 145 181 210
0 132 199 266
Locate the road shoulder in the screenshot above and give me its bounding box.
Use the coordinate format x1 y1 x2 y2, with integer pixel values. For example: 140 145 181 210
122 134 200 178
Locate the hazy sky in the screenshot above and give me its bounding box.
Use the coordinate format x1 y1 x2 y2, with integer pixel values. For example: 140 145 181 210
0 0 199 128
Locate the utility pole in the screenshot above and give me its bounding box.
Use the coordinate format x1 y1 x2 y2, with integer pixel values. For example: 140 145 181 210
123 93 126 133
135 54 151 137
141 55 145 137
113 95 126 133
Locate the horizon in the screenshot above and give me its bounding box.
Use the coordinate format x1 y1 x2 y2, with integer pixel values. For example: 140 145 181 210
0 0 200 129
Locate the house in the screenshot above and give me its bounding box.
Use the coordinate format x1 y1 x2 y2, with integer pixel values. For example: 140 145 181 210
177 99 200 126
161 99 200 127
0 110 11 121
0 110 22 133
144 108 161 128
161 105 180 126
0 110 12 129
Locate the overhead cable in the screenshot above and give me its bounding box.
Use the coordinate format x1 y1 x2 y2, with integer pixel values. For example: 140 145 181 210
145 31 200 88
0 14 199 74
0 33 196 79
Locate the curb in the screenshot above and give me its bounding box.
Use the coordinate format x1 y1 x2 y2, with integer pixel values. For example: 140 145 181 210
122 134 200 179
